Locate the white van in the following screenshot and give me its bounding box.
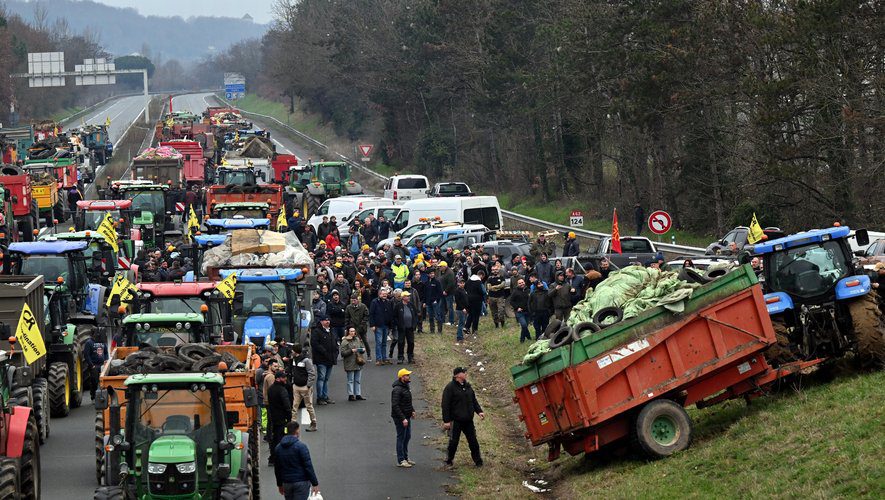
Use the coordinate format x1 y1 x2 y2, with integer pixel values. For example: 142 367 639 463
338 205 402 238
383 175 430 202
391 196 504 232
308 196 394 230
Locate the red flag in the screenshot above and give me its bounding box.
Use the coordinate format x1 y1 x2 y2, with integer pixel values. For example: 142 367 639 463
611 208 622 254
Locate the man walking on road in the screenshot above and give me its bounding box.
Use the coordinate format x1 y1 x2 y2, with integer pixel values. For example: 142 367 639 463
275 422 320 500
290 344 318 432
394 291 419 364
370 288 394 365
311 314 338 405
442 367 485 468
391 368 416 468
267 371 292 466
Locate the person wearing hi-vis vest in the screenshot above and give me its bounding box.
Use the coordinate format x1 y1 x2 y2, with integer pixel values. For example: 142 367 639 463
392 254 410 289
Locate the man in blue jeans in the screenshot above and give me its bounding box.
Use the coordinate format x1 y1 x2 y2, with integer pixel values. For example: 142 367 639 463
453 278 469 342
311 314 338 404
275 422 320 499
508 278 532 343
370 288 395 365
391 368 416 467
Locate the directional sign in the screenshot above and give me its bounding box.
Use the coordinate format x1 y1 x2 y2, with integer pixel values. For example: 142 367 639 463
648 210 672 235
569 210 584 227
359 145 373 157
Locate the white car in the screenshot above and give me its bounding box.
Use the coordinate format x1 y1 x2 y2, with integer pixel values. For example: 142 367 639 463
383 175 430 202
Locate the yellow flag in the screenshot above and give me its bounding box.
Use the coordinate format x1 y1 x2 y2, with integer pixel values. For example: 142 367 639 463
106 273 127 307
216 273 237 302
97 212 119 253
16 303 46 364
748 213 765 244
277 203 287 231
185 206 200 242
105 116 111 127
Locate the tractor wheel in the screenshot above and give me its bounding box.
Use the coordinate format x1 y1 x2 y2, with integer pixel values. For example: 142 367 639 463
94 485 123 500
32 379 49 443
243 450 254 500
848 291 885 369
20 413 40 499
0 458 18 498
219 479 251 500
19 217 34 242
74 326 94 407
307 195 322 218
95 411 105 484
634 399 692 459
249 420 261 499
48 362 71 418
764 319 798 366
53 200 64 223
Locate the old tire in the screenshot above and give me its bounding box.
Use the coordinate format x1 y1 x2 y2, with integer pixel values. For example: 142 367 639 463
20 413 40 499
0 458 19 498
48 362 71 418
593 306 624 327
178 343 215 361
192 354 223 372
94 485 123 500
95 412 105 484
220 479 250 500
32 378 50 443
570 321 601 342
635 399 692 458
548 326 574 348
307 195 322 218
543 319 562 338
848 291 885 368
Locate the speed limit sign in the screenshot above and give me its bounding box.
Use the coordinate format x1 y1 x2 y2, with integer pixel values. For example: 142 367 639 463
569 210 584 227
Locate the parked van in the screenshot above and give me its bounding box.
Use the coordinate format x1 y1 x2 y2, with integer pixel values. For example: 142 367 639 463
384 175 430 202
338 205 402 238
308 196 393 230
392 196 503 232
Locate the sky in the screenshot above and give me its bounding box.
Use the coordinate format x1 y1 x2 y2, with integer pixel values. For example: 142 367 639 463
90 0 276 24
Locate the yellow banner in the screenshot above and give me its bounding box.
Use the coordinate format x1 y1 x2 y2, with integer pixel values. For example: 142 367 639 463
106 273 127 307
748 213 765 244
97 212 119 253
277 203 287 231
216 273 237 301
185 205 200 243
16 303 46 364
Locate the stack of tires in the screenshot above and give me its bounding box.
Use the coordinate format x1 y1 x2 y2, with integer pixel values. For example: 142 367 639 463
105 344 246 376
545 305 626 349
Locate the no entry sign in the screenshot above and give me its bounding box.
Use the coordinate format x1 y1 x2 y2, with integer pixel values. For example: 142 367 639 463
648 210 672 235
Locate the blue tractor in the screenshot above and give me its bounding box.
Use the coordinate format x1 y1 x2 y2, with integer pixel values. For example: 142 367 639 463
750 226 884 367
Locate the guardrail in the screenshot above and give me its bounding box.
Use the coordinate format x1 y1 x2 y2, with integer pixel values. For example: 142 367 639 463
214 95 707 257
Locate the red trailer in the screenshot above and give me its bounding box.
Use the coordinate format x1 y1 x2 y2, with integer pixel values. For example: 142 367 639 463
271 154 299 184
512 267 823 461
160 140 207 187
0 166 38 241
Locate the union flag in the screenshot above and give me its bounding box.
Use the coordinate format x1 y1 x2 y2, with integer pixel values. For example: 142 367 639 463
611 208 622 254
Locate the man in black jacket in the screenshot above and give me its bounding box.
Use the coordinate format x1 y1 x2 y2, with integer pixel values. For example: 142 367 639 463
442 367 485 468
508 278 531 343
311 315 338 405
267 371 292 466
394 292 420 364
391 368 416 468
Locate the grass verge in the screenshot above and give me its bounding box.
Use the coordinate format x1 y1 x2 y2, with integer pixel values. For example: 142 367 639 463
416 316 884 498
51 106 84 123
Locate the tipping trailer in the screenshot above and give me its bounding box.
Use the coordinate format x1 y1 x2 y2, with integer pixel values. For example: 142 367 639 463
0 165 39 242
0 349 41 499
206 181 282 230
511 266 823 461
160 140 208 188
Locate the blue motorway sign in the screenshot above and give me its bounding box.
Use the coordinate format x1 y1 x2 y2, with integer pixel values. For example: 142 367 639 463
225 84 246 93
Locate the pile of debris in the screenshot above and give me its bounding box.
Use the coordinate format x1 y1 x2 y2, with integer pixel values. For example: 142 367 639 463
106 343 246 375
200 229 312 275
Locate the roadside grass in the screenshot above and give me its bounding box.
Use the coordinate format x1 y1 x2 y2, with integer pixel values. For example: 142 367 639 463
417 316 885 498
51 106 84 123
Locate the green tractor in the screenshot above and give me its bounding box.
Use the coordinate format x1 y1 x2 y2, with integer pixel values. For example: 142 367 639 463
0 349 41 499
93 372 256 499
114 184 175 249
284 160 363 217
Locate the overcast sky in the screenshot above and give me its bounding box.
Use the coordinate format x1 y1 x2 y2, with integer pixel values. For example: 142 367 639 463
91 0 276 24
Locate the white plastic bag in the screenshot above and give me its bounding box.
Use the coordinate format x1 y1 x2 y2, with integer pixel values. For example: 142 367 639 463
308 491 324 500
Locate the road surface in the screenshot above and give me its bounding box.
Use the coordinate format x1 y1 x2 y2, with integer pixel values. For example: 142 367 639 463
42 92 453 499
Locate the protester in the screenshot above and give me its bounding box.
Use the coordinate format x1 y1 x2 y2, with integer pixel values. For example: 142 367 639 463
290 344 318 433
453 279 469 343
311 315 337 405
391 368 416 468
439 261 456 325
530 233 556 260
267 370 292 466
369 288 394 365
339 327 367 401
549 271 573 322
327 290 347 341
634 202 645 236
486 265 507 328
394 291 419 364
528 275 552 339
563 232 580 257
345 293 371 359
442 367 485 468
535 253 554 285
465 274 485 335
424 269 444 333
274 422 320 500
508 278 532 343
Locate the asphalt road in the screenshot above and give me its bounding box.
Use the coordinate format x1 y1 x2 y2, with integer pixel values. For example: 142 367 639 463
42 93 452 499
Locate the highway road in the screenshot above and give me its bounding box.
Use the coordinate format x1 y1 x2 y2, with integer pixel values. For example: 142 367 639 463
42 92 452 499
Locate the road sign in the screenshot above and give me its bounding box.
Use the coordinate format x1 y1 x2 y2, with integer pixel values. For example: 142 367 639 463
27 52 65 87
224 73 246 100
359 145 373 157
648 210 672 235
569 210 584 227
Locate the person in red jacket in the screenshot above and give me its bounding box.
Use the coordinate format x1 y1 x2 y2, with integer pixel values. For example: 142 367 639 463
325 227 341 251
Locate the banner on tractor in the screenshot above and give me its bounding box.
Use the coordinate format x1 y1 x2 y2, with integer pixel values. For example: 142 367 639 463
97 212 119 253
748 213 765 244
186 206 200 242
277 203 287 231
106 273 137 308
216 273 237 302
16 303 46 364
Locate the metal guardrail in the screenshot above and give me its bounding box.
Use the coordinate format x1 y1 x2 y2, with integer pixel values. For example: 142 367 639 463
214 95 707 257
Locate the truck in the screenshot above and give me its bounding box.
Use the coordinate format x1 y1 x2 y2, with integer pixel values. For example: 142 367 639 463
131 148 184 186
204 202 271 235
0 349 41 499
20 162 64 225
160 140 208 188
591 236 659 268
94 343 260 498
206 179 282 230
0 165 39 241
752 226 884 368
511 265 823 461
284 160 364 217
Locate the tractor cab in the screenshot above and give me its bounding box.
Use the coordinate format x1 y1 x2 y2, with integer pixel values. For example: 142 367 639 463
117 184 172 249
120 313 207 347
215 167 257 187
132 282 232 343
223 268 313 347
75 199 133 232
96 372 253 499
204 202 271 235
40 231 118 287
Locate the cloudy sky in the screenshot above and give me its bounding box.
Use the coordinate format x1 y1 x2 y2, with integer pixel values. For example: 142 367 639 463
92 0 277 24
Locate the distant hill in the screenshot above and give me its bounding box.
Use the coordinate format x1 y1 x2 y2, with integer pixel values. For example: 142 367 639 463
3 0 267 61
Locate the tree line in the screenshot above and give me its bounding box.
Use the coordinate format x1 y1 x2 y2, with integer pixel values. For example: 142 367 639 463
256 0 882 234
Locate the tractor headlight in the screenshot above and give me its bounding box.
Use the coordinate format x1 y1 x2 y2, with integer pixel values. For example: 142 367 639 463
176 322 183 329
176 462 196 474
146 224 154 229
147 463 167 474
184 322 191 330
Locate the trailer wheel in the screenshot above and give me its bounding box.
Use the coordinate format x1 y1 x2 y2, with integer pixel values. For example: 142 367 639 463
220 479 250 500
20 413 40 499
0 458 18 498
848 291 885 368
593 306 624 327
95 411 105 484
32 378 50 443
307 195 322 218
48 362 71 418
250 420 261 499
94 486 123 500
635 399 692 458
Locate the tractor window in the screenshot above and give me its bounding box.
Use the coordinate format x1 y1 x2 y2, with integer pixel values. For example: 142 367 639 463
767 241 849 298
318 165 345 184
20 255 69 282
146 298 204 315
239 282 287 315
84 210 121 230
132 326 201 347
126 191 165 213
215 207 266 219
219 170 255 185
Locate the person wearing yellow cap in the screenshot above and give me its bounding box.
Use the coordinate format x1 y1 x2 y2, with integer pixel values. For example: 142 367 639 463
391 368 416 468
563 231 580 257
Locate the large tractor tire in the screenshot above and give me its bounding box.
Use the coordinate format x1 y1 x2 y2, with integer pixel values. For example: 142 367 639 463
20 413 40 500
32 378 50 443
634 399 693 459
0 458 19 498
243 450 254 500
75 326 94 407
220 479 251 500
848 291 885 369
53 199 65 223
307 194 322 218
764 319 799 366
250 420 261 499
48 362 71 418
19 217 34 242
95 412 105 484
94 486 123 500
300 194 309 218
